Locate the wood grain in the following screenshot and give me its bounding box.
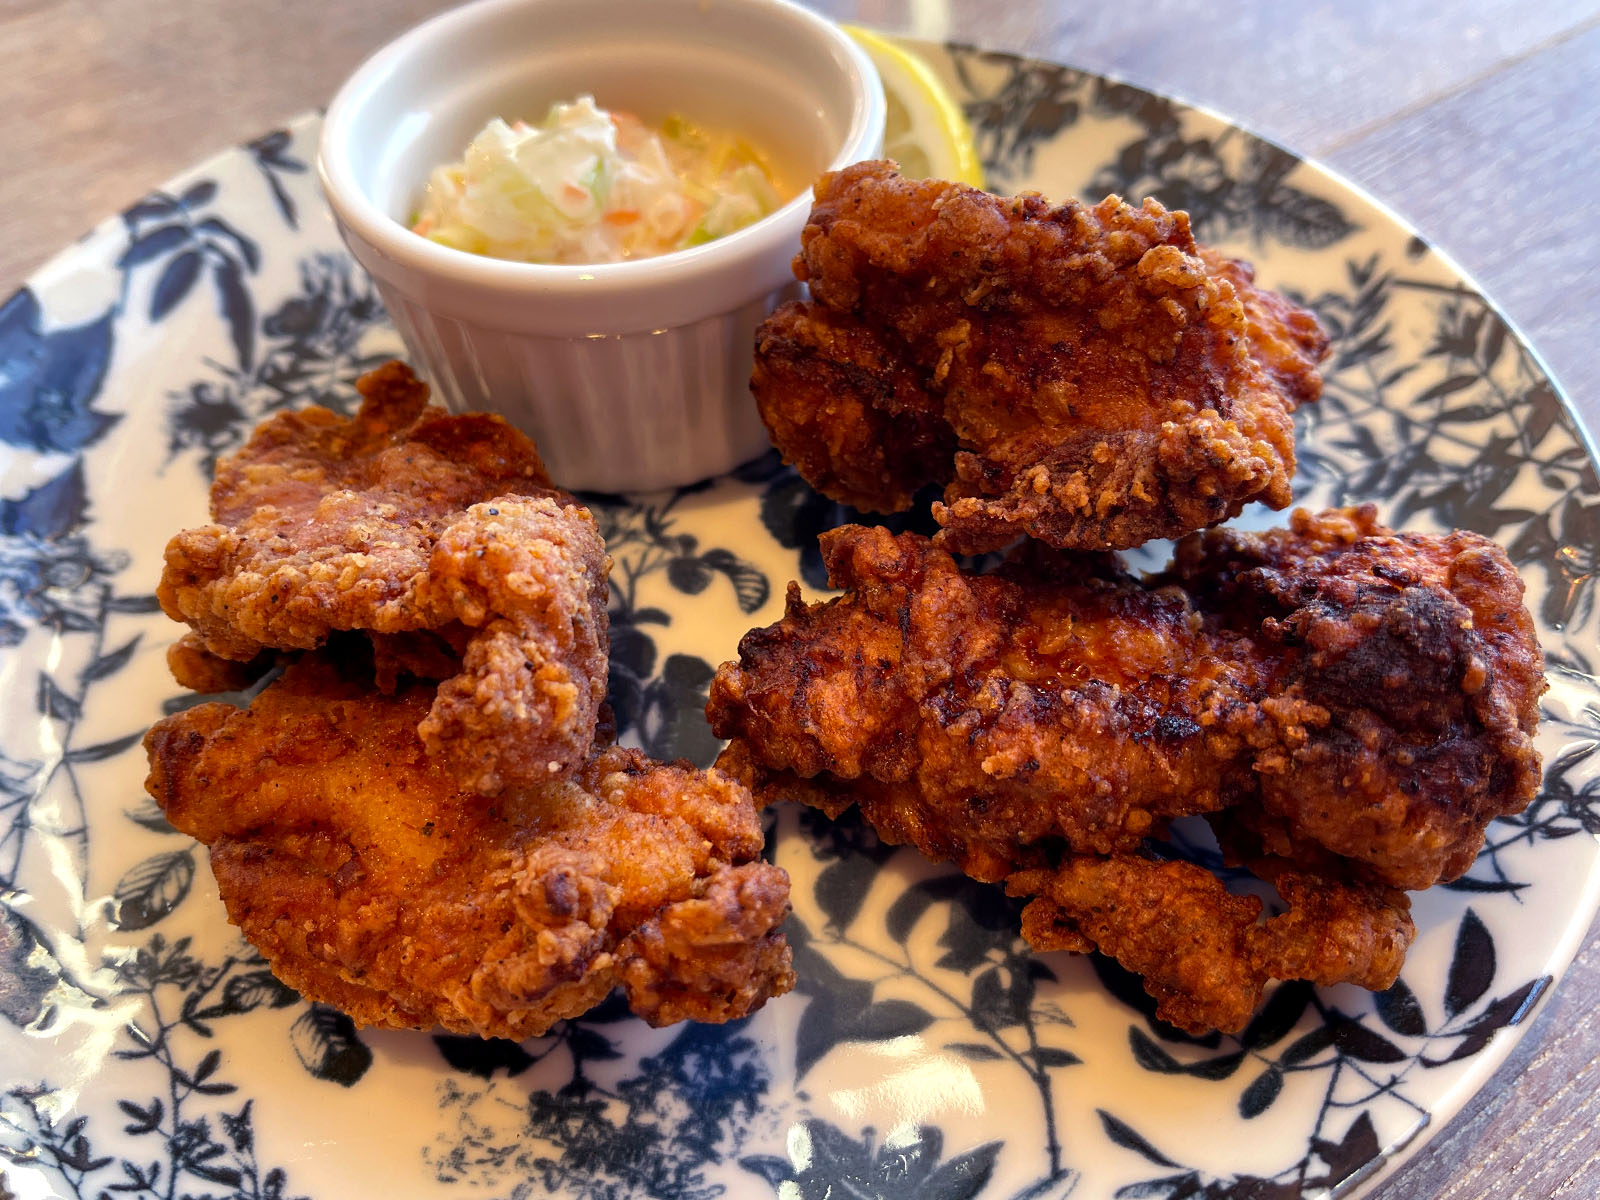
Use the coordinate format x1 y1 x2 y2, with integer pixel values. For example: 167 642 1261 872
1378 911 1600 1200
1324 17 1600 443
0 0 443 285
0 3 1596 1198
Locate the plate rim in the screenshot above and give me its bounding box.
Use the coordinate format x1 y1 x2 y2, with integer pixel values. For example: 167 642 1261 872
2 35 1597 1200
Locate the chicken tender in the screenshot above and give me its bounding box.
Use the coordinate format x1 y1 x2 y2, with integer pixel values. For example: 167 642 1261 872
145 653 795 1038
752 160 1328 552
157 361 608 792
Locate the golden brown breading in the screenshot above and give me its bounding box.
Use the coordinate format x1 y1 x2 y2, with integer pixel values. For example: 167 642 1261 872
145 653 795 1039
751 161 1328 552
1009 856 1412 1035
166 632 275 694
411 497 610 791
707 507 1544 1032
157 361 609 792
1161 508 1546 889
712 526 1251 880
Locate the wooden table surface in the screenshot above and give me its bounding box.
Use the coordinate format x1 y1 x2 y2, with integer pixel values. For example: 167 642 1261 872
2 2 1596 1197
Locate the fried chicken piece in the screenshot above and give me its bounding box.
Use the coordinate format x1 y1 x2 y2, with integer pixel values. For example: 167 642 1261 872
752 160 1328 552
708 508 1543 1031
713 509 1543 888
157 361 609 792
1009 857 1412 1034
144 653 794 1038
1164 508 1546 888
166 632 276 694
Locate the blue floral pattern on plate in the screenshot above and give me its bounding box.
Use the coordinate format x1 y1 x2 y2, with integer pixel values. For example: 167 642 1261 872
2 38 1598 1200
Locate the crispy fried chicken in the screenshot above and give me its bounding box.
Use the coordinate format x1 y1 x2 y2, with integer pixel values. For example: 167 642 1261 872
145 652 795 1038
157 361 608 792
707 508 1544 1032
752 161 1328 552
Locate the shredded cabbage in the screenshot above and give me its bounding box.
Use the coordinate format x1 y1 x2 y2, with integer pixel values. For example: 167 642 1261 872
411 96 787 264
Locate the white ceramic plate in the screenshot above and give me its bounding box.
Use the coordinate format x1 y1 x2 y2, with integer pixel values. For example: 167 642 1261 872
3 38 1598 1200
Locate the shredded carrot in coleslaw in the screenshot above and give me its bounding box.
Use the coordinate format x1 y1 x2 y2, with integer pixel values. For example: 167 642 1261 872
410 95 789 265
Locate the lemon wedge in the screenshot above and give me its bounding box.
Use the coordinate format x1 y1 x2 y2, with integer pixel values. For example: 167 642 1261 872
845 25 984 187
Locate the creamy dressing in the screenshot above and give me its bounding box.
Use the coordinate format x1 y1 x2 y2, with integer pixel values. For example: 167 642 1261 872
411 95 789 264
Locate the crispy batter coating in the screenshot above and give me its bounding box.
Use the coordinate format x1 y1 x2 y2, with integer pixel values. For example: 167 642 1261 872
708 508 1544 1031
166 632 275 694
1164 507 1546 888
145 653 795 1038
1009 856 1412 1035
752 161 1328 552
157 361 609 792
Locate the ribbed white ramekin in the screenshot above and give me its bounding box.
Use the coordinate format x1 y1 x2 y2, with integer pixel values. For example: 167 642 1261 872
317 0 884 492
